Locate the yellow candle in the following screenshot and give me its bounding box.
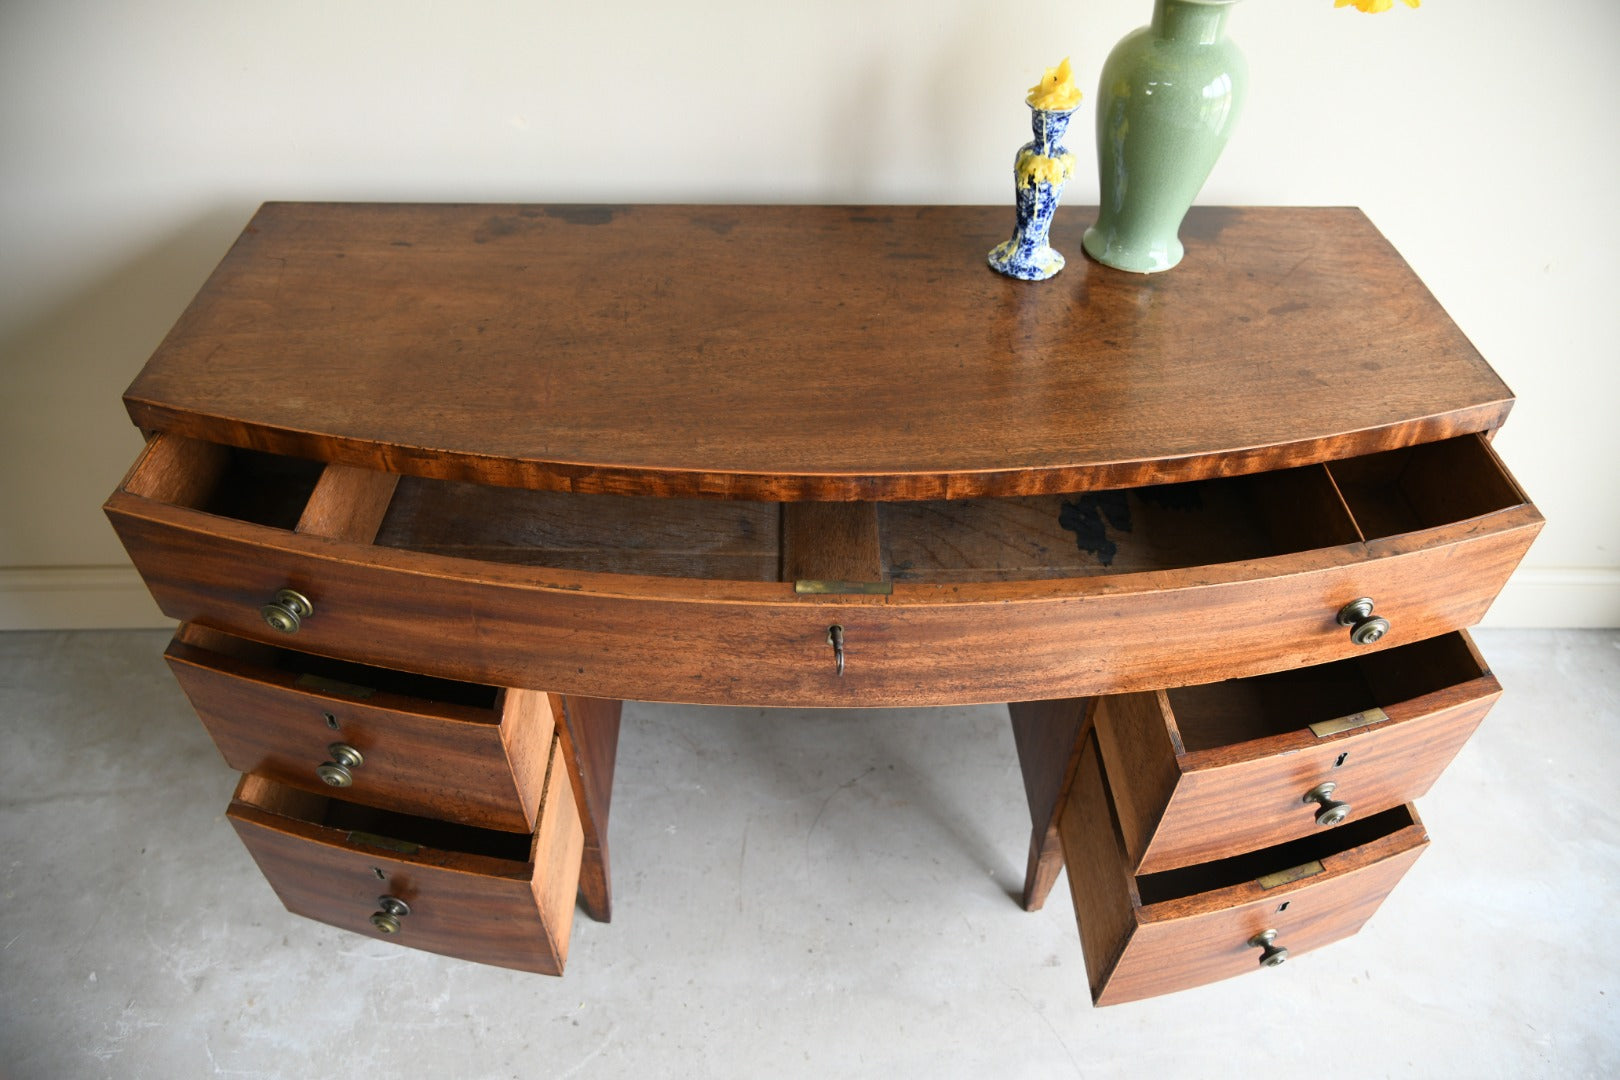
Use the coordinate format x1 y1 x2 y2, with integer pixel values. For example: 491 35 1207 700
1027 57 1082 111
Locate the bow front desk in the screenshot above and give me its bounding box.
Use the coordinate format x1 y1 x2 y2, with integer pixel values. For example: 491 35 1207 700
105 204 1541 1005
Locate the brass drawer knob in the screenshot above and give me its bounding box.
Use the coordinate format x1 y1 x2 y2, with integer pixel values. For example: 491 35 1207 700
315 743 364 788
1336 597 1390 646
369 895 410 934
261 588 314 634
1248 929 1289 967
1303 781 1352 827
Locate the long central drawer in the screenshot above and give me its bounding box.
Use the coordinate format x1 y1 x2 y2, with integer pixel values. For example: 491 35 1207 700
105 432 1541 706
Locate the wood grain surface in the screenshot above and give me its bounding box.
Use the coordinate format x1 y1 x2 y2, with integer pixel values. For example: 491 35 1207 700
124 204 1514 502
782 502 883 583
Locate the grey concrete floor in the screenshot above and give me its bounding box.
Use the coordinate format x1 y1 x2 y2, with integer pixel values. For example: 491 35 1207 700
1 629 1616 1078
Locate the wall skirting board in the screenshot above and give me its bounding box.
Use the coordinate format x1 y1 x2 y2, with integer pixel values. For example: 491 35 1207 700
0 566 166 631
0 564 1615 633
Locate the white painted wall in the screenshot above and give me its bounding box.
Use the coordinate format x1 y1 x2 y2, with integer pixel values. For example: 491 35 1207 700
2 0 1614 628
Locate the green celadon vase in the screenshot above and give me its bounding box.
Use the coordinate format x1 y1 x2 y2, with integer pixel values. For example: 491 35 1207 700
1083 0 1247 273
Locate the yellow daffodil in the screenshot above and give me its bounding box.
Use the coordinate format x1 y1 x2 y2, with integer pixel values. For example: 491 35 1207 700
1335 0 1420 11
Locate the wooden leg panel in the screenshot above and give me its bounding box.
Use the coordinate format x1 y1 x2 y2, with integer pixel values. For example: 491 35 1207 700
558 696 623 922
1007 698 1091 911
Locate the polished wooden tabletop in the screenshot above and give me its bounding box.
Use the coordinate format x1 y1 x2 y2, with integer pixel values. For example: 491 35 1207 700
125 203 1512 501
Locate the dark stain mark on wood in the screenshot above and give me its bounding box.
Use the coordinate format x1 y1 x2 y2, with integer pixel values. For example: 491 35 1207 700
543 206 618 226
691 213 737 236
1059 491 1132 566
474 216 520 243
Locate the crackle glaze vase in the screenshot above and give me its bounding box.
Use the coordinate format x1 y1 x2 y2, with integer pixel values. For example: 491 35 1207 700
1083 0 1247 274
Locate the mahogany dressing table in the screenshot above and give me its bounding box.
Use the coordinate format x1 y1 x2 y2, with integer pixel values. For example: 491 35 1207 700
105 204 1540 1003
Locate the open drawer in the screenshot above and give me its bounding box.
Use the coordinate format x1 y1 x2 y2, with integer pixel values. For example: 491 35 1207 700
167 625 557 833
1061 731 1428 1006
105 432 1541 707
1094 631 1497 874
227 733 582 975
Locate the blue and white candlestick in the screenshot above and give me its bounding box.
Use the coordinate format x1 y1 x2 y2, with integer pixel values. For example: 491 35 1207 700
988 105 1079 281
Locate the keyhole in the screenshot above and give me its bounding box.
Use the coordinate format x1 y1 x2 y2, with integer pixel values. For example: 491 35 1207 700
1334 752 1349 768
372 866 386 881
324 711 340 730
1277 901 1290 913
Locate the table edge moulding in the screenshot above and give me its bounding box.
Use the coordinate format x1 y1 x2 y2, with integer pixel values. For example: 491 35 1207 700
104 203 1542 1002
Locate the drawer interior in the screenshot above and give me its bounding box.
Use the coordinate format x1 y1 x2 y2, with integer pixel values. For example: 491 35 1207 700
880 465 1361 581
374 477 782 581
239 774 534 864
126 432 1524 586
1165 632 1487 752
1134 804 1417 906
175 624 501 716
1327 436 1524 538
183 445 328 529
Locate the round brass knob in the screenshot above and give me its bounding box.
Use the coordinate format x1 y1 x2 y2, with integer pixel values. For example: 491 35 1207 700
1248 929 1289 967
261 588 314 634
315 743 364 787
1336 597 1389 646
369 895 409 934
1303 781 1352 827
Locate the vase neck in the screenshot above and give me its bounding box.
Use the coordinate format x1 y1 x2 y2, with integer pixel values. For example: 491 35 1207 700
1151 0 1233 44
1030 108 1074 152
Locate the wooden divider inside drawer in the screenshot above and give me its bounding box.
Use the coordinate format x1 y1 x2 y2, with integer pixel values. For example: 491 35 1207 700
1061 733 1428 1006
1327 434 1529 542
169 625 556 833
227 736 582 976
1095 632 1497 875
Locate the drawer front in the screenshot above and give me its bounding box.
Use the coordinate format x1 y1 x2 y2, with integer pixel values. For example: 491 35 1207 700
108 498 1538 707
168 627 554 833
1061 734 1427 1006
1096 635 1499 874
1108 839 1425 1006
107 434 1541 708
227 746 582 976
